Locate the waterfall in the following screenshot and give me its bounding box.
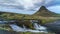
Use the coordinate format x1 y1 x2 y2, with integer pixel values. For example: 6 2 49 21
34 23 47 31
10 24 48 33
0 21 8 24
30 20 48 32
23 25 26 30
30 20 47 31
10 24 26 32
0 20 48 33
34 23 40 29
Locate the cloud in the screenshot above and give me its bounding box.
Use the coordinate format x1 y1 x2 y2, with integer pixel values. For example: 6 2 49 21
16 0 44 11
44 0 53 5
46 0 60 14
0 0 44 14
0 6 35 14
0 0 60 14
47 5 60 14
45 0 60 7
0 0 44 11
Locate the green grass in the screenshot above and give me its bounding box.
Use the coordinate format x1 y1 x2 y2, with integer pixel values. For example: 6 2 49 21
0 24 13 31
16 32 55 34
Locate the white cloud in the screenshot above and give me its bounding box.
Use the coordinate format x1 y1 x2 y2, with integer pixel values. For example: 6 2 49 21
0 0 44 10
0 0 54 10
16 0 44 10
47 5 60 13
0 0 56 14
44 0 53 5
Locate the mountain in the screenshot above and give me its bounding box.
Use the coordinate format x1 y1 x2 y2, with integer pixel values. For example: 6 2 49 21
0 6 60 30
33 6 58 17
0 6 60 17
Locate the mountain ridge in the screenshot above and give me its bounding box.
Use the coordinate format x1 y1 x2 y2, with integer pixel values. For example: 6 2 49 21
33 6 58 17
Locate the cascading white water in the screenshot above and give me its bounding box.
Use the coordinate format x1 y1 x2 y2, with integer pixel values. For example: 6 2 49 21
10 24 48 33
34 23 47 31
0 21 8 24
23 25 26 30
30 20 48 33
0 20 47 33
30 20 47 31
34 23 40 29
10 24 27 32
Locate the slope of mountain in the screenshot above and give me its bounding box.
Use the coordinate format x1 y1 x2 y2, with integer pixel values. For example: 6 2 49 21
33 6 58 17
0 6 60 23
0 6 60 17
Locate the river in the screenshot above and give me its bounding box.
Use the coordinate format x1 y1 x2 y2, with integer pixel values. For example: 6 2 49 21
0 20 48 33
0 20 60 34
45 20 60 34
0 30 19 34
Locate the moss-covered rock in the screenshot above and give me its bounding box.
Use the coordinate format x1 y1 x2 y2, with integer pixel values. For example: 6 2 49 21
15 20 34 29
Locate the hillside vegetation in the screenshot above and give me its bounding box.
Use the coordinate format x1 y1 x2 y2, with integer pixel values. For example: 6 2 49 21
0 6 60 24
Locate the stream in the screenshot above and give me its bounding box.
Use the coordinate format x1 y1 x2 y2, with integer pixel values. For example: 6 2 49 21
0 20 48 33
0 20 60 34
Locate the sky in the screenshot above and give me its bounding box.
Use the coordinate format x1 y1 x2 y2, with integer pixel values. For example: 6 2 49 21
0 0 60 15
